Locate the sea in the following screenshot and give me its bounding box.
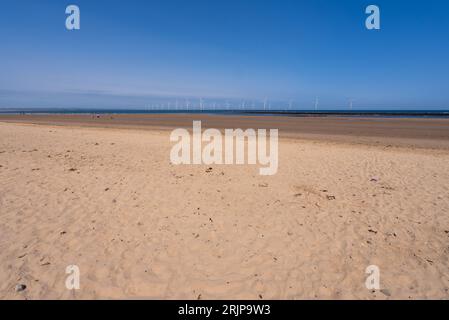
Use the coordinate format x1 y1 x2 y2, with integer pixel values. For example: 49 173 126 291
1 108 449 119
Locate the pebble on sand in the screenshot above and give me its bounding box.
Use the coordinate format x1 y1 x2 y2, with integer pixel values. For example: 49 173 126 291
15 284 26 292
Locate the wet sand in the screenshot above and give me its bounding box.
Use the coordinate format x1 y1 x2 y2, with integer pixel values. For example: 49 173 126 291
1 113 449 149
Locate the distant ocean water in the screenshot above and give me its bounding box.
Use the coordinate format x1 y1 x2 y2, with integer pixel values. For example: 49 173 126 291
1 109 449 118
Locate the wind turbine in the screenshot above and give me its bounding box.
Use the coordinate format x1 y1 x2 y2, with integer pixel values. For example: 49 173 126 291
349 99 354 111
199 98 203 112
314 97 319 112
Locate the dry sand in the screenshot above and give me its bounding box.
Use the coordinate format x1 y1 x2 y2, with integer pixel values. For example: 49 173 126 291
0 118 449 299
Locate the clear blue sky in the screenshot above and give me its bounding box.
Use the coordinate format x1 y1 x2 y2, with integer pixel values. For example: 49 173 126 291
1 0 448 110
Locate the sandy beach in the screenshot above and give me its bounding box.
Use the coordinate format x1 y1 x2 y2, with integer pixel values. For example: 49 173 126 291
1 116 449 299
